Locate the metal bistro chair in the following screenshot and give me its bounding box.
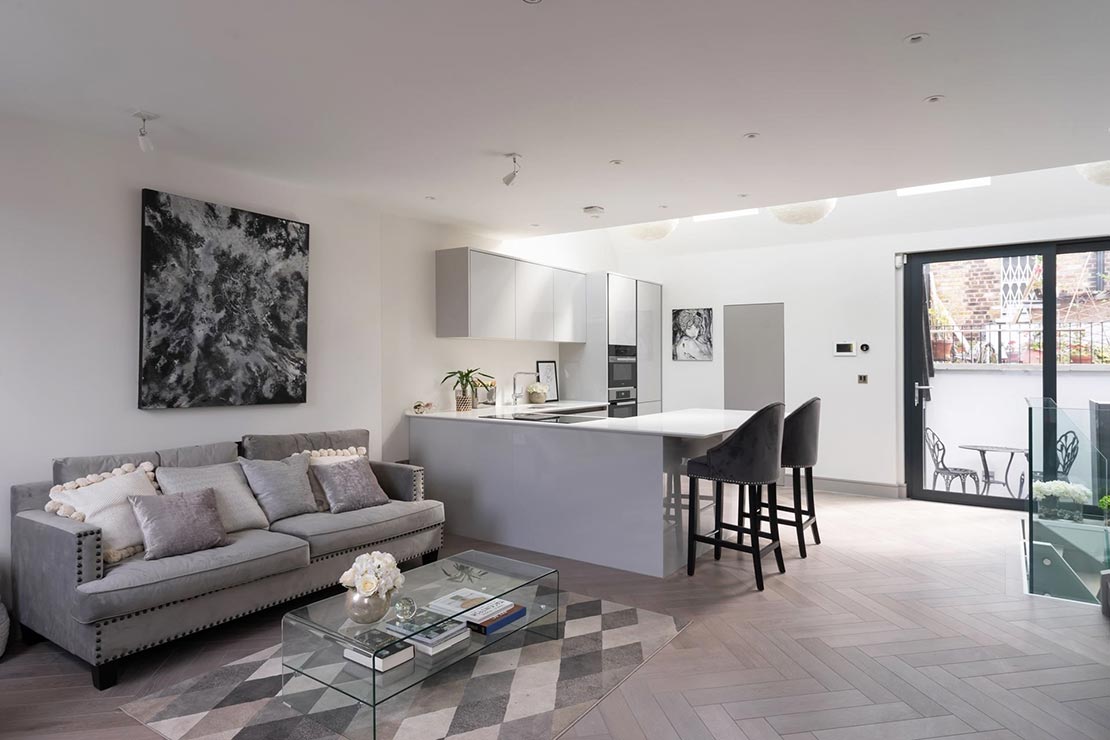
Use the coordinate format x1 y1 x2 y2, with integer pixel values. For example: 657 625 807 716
686 402 786 590
925 427 980 493
1031 431 1080 484
761 397 822 558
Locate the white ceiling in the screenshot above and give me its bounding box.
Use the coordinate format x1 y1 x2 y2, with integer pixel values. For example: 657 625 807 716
3 0 1110 238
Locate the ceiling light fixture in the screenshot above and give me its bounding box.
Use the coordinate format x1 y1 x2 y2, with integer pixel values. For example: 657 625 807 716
896 177 991 196
692 208 760 223
133 110 158 153
1075 161 1110 186
523 0 542 4
737 193 749 198
903 32 929 44
424 195 437 200
624 220 679 241
922 94 946 104
769 199 838 225
583 205 605 219
502 153 521 186
742 132 760 140
609 159 624 166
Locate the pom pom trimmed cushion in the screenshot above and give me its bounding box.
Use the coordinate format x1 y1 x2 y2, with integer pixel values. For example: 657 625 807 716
46 466 159 562
302 446 369 511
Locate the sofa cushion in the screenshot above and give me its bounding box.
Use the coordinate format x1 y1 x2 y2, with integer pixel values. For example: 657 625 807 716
270 500 444 558
241 429 370 461
156 462 270 533
53 450 159 485
239 454 317 522
156 442 239 468
74 529 308 623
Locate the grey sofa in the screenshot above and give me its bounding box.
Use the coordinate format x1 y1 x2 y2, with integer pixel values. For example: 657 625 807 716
10 429 444 690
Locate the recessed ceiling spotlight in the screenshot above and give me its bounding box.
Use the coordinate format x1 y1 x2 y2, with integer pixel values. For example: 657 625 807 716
530 223 540 227
523 0 542 3
742 132 760 140
658 204 669 209
502 153 521 186
737 193 749 198
903 32 929 45
424 195 437 200
609 159 624 166
922 94 946 104
583 205 605 218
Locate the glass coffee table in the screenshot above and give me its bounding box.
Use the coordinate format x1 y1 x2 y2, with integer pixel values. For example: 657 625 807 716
281 550 560 738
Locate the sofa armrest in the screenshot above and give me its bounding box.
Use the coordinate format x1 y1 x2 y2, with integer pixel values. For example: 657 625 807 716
371 461 425 502
13 510 102 656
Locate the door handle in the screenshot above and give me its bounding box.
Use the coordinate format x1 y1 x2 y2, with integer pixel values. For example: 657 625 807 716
914 382 932 407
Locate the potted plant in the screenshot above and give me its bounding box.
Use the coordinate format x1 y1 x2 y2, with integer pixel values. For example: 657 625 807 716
1099 495 1110 527
441 368 494 411
1027 336 1042 364
1033 480 1092 522
526 381 549 404
1004 340 1021 364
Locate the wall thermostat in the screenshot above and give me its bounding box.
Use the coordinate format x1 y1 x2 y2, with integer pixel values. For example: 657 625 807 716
834 342 856 356
860 343 870 353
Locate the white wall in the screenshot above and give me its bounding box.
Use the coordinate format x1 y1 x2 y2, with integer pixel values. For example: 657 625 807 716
0 116 388 597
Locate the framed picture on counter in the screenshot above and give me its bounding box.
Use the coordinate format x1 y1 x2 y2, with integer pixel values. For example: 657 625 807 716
536 360 559 402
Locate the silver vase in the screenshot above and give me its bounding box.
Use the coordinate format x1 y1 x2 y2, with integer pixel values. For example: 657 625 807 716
345 590 389 624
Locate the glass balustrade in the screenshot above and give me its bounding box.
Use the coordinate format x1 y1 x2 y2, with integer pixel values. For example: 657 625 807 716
1025 398 1110 605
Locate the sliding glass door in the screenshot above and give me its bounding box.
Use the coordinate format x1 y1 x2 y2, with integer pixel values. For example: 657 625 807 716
904 239 1110 509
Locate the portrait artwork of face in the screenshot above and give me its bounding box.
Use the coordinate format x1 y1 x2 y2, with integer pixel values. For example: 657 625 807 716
672 308 713 361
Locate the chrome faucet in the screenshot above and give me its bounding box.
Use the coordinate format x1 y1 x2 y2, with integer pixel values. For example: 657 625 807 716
512 372 539 405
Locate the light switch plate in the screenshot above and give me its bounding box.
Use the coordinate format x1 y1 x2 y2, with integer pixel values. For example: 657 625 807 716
857 374 869 384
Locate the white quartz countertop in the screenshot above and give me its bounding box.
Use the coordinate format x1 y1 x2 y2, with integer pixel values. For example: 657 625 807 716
409 403 753 439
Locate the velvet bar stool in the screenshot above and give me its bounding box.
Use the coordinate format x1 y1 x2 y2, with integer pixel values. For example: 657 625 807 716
777 397 822 557
685 402 786 590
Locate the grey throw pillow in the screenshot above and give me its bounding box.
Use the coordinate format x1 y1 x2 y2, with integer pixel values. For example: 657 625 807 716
156 462 270 532
311 457 390 513
238 454 316 523
129 488 228 560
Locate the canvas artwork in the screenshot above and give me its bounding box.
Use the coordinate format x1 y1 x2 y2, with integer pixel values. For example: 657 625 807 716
139 189 309 409
672 308 713 361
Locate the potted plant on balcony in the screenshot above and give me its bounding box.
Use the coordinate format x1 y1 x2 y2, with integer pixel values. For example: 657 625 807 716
1027 337 1043 364
1099 495 1110 527
441 368 494 412
1033 480 1092 522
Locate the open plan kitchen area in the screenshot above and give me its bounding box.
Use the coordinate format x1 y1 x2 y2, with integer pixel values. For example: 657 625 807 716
6 4 1110 740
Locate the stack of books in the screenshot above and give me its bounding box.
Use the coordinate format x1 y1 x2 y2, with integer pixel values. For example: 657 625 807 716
340 628 414 672
426 588 527 635
383 608 471 656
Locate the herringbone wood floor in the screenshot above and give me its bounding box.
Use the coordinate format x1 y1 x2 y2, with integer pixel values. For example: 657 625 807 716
2 493 1108 740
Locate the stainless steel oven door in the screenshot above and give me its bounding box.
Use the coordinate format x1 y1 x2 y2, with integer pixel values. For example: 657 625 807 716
608 400 637 418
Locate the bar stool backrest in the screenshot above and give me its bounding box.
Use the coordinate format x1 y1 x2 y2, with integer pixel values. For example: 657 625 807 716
781 397 821 469
703 402 786 484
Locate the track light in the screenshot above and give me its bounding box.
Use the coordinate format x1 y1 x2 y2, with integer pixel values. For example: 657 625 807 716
502 153 521 186
133 111 158 153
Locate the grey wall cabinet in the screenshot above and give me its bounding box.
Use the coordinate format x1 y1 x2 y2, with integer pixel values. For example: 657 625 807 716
436 247 586 342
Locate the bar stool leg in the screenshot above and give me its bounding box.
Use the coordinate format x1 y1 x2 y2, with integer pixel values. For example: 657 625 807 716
713 480 723 560
687 476 698 576
805 467 821 545
792 467 807 558
748 484 765 591
769 482 785 574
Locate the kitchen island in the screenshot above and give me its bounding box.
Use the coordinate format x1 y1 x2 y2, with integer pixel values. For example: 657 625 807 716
408 404 753 577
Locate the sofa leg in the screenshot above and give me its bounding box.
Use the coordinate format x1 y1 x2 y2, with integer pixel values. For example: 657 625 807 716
422 549 439 565
20 624 44 646
92 660 119 691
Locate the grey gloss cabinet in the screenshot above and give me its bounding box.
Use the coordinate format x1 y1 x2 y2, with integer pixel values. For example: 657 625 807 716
435 247 586 342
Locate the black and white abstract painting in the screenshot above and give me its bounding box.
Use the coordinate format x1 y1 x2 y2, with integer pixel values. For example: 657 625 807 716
672 308 713 361
139 189 309 409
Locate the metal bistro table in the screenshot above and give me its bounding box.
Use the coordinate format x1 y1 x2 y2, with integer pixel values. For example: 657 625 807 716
958 444 1029 497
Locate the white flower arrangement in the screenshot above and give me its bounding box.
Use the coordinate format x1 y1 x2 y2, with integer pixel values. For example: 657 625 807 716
1032 480 1092 504
525 382 549 394
339 551 405 599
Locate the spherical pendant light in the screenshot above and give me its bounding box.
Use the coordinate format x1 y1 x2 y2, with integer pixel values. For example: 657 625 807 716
1075 161 1110 186
769 198 838 225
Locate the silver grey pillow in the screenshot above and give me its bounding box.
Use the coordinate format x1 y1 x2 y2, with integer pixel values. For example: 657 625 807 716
238 454 316 523
312 457 390 513
129 488 228 560
155 462 270 532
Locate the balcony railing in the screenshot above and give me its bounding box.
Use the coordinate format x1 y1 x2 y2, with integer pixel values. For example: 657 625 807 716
930 322 1110 365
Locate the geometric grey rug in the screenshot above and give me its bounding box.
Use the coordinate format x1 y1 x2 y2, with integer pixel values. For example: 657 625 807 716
120 592 688 740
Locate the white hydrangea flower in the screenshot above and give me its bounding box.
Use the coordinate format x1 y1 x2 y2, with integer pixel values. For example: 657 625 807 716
339 550 404 597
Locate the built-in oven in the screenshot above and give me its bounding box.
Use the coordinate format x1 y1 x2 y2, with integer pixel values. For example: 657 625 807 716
607 344 636 389
608 387 637 417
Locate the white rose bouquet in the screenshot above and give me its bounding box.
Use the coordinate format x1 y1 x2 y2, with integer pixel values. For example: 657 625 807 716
339 551 405 599
1032 480 1092 504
